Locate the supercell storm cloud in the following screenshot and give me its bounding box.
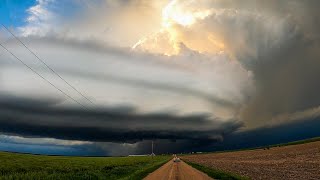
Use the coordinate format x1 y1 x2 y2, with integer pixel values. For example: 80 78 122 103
0 0 320 155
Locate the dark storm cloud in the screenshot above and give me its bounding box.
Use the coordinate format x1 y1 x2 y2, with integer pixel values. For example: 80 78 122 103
0 95 242 143
240 35 320 126
209 117 320 152
83 139 215 156
196 0 320 127
91 115 320 156
2 0 320 156
133 139 216 155
233 1 320 127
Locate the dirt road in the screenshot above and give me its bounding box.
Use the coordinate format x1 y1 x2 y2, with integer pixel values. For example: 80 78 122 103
144 159 213 180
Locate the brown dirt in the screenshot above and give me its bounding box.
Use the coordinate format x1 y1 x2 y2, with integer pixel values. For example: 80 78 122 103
182 141 320 180
144 159 213 180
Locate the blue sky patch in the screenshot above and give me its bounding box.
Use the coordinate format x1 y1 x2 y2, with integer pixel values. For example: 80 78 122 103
0 0 36 27
0 0 84 28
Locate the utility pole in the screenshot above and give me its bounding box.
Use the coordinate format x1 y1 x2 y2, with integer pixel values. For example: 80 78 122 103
152 141 154 154
151 140 155 157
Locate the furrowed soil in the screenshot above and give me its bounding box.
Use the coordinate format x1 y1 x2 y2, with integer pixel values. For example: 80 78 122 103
144 159 213 180
183 141 320 180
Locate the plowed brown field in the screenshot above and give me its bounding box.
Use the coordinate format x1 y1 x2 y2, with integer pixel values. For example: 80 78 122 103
183 141 320 180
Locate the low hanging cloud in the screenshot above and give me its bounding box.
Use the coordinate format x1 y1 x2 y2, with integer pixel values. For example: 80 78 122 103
0 134 92 146
0 95 242 143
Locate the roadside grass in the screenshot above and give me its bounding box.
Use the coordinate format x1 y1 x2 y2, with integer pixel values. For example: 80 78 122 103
185 161 249 180
122 157 169 180
0 151 170 180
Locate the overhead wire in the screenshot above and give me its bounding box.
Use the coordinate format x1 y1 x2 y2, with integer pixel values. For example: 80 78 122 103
1 24 94 105
0 42 89 110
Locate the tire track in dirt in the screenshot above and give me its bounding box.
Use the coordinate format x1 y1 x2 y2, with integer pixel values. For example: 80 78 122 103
144 159 213 180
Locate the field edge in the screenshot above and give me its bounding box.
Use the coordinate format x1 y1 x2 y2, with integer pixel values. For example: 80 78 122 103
122 157 171 180
184 160 249 180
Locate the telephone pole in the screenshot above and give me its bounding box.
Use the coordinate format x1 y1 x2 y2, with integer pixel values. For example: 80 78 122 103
151 140 155 156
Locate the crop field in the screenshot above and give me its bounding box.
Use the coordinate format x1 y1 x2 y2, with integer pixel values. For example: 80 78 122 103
0 152 169 180
183 140 320 180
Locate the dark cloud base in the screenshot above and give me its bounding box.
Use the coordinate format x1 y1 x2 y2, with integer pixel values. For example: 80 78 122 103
0 95 242 143
207 118 320 152
1 118 319 156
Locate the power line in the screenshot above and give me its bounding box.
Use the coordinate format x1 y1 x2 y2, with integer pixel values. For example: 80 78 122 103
1 24 94 104
0 42 88 110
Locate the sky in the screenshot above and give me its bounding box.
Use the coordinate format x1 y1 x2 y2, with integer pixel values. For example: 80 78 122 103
0 0 320 156
0 0 35 27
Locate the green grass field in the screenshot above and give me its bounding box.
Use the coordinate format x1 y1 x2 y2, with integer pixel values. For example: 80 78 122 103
1 137 319 179
0 152 170 180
